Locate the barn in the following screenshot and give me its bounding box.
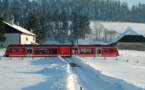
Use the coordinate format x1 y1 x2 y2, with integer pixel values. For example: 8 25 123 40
110 29 145 50
0 20 37 48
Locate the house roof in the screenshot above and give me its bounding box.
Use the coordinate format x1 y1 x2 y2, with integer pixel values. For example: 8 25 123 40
109 29 142 44
3 21 36 36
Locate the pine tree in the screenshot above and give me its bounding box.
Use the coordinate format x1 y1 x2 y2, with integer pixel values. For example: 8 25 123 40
79 15 91 39
61 10 68 40
0 11 6 42
27 14 44 44
70 12 79 44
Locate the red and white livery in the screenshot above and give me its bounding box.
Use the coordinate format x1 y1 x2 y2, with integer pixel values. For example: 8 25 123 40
5 44 119 57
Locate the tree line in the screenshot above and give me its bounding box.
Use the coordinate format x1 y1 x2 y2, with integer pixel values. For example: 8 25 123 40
1 0 145 23
2 0 137 44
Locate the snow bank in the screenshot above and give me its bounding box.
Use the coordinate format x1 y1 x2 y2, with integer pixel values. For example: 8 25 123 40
0 57 70 90
72 56 144 90
78 49 145 89
0 48 6 57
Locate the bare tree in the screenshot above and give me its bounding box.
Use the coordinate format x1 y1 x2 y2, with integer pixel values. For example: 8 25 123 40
94 21 104 41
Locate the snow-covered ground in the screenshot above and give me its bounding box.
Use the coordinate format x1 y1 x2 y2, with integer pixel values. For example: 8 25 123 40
90 21 145 35
78 50 145 89
0 49 70 90
1 48 145 90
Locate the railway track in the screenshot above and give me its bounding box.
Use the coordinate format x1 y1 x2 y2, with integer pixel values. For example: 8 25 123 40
63 57 123 90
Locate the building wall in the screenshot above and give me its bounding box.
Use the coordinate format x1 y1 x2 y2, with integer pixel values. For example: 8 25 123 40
0 33 20 48
117 42 145 50
21 34 36 45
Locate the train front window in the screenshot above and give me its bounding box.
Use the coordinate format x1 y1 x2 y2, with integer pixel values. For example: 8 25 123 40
13 49 18 52
52 49 57 54
46 49 51 54
20 49 25 52
115 49 118 52
8 49 12 52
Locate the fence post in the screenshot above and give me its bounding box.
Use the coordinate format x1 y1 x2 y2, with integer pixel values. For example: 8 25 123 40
127 59 129 62
80 87 82 90
116 57 118 60
104 57 106 60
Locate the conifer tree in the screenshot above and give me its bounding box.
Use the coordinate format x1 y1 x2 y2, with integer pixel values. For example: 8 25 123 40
79 15 91 39
27 14 44 44
62 10 68 39
71 12 79 44
0 11 6 42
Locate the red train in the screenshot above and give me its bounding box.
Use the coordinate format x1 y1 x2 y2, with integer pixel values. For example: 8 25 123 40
5 44 119 57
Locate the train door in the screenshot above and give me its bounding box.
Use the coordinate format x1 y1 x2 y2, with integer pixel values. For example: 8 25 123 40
27 48 33 57
96 48 101 57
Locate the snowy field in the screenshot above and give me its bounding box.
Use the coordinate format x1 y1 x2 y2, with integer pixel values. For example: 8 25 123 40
90 21 145 35
78 50 145 89
0 48 145 90
0 49 71 90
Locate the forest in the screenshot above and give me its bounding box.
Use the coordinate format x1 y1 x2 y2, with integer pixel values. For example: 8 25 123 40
0 0 144 44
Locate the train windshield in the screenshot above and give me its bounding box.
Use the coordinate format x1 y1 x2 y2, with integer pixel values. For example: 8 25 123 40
8 49 12 52
115 49 118 52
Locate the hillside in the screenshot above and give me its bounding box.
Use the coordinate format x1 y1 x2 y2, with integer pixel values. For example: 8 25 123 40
90 21 145 35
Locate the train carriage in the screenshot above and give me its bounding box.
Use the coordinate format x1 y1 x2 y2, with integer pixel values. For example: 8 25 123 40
5 44 119 57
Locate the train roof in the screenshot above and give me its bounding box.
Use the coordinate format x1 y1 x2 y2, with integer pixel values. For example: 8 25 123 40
8 44 117 47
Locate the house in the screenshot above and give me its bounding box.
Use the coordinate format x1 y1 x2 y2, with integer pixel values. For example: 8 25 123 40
109 29 145 50
0 20 37 48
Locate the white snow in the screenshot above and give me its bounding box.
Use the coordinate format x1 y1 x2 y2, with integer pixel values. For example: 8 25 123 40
0 50 70 90
90 21 145 35
4 21 35 35
109 29 141 44
78 50 145 89
1 48 145 90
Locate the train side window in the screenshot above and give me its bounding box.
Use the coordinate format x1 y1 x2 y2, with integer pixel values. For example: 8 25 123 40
84 49 87 54
13 49 19 52
34 49 39 54
78 49 81 54
103 49 108 52
52 49 57 54
90 49 94 54
86 49 89 54
20 49 25 52
109 49 113 52
40 49 45 54
81 49 84 54
72 49 76 54
46 49 51 54
115 49 118 52
8 49 12 52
